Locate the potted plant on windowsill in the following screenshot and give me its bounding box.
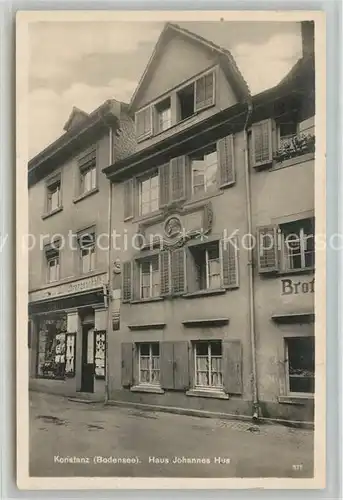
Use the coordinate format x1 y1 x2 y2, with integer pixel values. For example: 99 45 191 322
274 134 315 163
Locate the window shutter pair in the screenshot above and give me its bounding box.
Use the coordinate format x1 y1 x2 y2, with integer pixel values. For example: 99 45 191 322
251 119 273 168
159 156 186 207
195 71 215 112
220 236 239 289
217 135 235 187
135 107 152 140
257 225 279 273
121 341 189 390
160 248 186 296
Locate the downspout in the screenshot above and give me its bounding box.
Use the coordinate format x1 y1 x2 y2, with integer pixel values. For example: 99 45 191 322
104 126 114 405
243 100 260 420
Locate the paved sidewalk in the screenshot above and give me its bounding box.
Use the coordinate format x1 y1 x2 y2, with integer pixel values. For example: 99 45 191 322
30 391 314 478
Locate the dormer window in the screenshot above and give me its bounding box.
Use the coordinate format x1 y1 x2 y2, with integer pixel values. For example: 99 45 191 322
155 98 171 133
177 83 195 121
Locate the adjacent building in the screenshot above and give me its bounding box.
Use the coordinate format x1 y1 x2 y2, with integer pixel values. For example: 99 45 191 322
104 22 315 421
28 100 134 398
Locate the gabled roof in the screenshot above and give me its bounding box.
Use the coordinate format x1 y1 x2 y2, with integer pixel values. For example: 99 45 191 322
63 106 89 132
129 22 250 111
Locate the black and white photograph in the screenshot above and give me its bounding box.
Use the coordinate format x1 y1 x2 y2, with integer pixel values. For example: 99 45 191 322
16 10 326 489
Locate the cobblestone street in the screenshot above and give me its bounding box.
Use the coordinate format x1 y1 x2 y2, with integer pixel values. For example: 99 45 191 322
29 392 314 478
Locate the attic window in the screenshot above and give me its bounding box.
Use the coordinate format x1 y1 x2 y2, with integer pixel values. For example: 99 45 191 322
155 98 171 133
177 84 195 121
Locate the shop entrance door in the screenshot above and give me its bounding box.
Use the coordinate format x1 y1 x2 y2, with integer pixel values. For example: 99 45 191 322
80 325 94 393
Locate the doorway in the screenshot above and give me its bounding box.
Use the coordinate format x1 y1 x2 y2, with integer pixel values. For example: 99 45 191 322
80 324 95 393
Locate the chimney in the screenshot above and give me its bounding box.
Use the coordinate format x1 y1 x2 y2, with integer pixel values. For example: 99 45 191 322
301 21 315 59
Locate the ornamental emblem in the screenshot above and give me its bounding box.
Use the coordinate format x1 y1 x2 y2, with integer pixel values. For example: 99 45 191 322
164 216 182 239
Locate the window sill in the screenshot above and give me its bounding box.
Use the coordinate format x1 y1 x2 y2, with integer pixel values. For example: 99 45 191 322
183 288 227 299
273 152 315 170
278 395 314 405
130 385 164 394
278 267 315 277
130 297 165 305
42 206 63 220
73 187 99 204
186 389 229 400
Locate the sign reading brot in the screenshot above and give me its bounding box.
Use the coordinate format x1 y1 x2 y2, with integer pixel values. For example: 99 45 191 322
281 277 315 295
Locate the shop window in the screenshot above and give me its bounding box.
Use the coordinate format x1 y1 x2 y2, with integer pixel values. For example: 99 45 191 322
138 170 159 216
36 316 68 379
281 218 315 271
285 337 315 394
190 145 218 196
94 331 106 379
140 255 160 299
138 342 160 386
193 340 223 389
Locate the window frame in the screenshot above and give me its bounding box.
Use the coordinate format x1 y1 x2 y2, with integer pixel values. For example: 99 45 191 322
193 340 223 390
154 97 172 134
137 342 161 386
284 336 315 397
190 143 219 197
137 168 160 216
139 254 160 300
45 172 62 215
277 120 299 149
280 218 315 272
77 146 98 196
46 254 60 283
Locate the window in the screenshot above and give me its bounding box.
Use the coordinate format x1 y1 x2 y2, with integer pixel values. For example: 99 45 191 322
155 98 171 133
46 178 61 213
286 337 315 394
281 218 315 271
79 148 97 195
47 254 60 282
190 145 218 195
190 242 221 291
138 171 159 215
138 343 160 385
140 255 160 299
279 120 298 148
79 233 96 274
194 341 223 389
177 83 195 121
37 316 68 379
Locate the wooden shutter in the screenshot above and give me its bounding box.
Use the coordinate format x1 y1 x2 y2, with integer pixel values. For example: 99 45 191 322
195 72 215 111
160 341 190 390
121 342 133 387
160 342 174 390
170 156 186 201
132 259 140 300
251 119 273 167
186 247 198 293
173 341 190 390
218 135 235 187
135 107 152 139
160 250 171 296
123 179 134 220
223 340 243 395
122 261 132 302
171 248 186 294
159 163 170 207
221 236 239 289
257 225 279 273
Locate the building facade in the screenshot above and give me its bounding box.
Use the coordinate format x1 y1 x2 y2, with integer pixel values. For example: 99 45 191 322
104 22 315 421
28 100 134 399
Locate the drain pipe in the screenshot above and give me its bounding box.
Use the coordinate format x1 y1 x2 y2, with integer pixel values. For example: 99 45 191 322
243 100 260 421
104 125 114 405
